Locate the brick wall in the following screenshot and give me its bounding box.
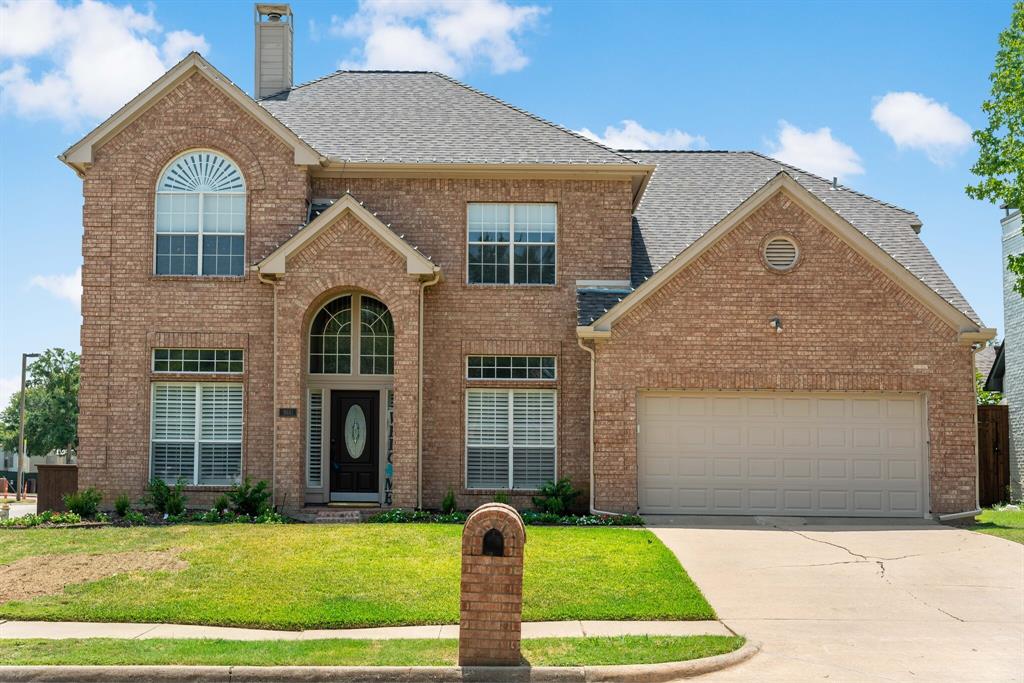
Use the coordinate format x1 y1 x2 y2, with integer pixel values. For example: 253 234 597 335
76 71 635 509
1001 210 1024 500
78 72 307 504
591 191 978 514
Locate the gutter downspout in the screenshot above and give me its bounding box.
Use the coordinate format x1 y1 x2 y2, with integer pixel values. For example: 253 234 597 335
417 268 442 510
577 336 620 516
257 270 279 508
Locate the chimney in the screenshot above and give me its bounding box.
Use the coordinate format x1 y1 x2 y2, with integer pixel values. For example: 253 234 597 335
254 4 293 99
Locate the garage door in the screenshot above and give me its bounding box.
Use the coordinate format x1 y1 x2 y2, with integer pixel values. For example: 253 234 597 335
638 392 926 517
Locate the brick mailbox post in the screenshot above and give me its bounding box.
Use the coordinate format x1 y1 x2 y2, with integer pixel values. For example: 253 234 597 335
458 502 527 667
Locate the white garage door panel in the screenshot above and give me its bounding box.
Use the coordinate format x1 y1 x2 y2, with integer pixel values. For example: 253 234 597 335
638 392 925 517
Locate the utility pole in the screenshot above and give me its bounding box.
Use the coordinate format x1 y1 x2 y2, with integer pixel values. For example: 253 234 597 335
17 352 40 502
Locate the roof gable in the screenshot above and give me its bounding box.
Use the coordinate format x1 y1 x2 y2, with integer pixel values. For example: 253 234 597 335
626 151 977 322
60 53 322 175
582 172 989 340
257 194 437 277
258 71 637 165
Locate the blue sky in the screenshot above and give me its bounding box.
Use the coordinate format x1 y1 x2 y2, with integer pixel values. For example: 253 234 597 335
0 0 1014 400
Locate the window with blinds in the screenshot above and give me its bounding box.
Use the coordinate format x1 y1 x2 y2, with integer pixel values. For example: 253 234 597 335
307 390 323 488
151 382 243 486
466 389 555 490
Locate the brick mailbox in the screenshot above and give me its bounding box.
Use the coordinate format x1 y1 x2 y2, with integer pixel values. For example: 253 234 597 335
458 502 527 667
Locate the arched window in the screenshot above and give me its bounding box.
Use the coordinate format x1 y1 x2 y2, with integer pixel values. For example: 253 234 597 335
360 296 394 375
308 295 394 375
309 296 352 374
155 151 246 276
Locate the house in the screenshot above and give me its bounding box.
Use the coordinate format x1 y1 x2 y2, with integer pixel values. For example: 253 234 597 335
62 4 993 518
997 208 1024 499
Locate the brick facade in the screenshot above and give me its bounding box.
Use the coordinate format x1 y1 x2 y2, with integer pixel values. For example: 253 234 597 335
590 191 977 514
75 72 979 517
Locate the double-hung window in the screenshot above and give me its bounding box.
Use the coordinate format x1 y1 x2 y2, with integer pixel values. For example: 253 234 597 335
155 151 246 276
466 389 556 490
467 203 556 284
151 382 243 486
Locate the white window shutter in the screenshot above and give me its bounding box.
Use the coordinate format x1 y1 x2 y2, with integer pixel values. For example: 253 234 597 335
200 385 243 442
152 385 197 441
307 390 323 488
466 390 509 445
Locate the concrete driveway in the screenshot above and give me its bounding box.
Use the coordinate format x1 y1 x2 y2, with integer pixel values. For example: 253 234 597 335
649 516 1024 682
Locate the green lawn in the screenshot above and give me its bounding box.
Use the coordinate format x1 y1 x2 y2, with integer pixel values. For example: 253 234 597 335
971 507 1024 544
0 524 713 628
0 636 744 667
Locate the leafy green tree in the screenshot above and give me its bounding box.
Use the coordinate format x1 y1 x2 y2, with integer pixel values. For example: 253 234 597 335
0 349 79 457
967 3 1024 291
977 370 1004 406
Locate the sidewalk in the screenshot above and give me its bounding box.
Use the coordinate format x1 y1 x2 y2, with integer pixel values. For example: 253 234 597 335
0 619 732 641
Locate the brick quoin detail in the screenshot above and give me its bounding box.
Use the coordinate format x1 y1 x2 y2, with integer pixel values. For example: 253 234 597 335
459 503 526 667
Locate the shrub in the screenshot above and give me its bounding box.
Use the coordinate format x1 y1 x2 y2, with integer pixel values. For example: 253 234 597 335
1 511 82 528
493 492 510 505
366 508 432 523
122 510 147 526
441 488 457 514
142 478 188 516
114 494 132 517
531 478 581 515
432 511 468 524
520 511 645 527
213 494 230 514
63 488 102 519
227 478 271 517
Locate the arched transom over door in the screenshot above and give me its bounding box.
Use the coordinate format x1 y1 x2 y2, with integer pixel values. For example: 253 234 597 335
306 294 396 504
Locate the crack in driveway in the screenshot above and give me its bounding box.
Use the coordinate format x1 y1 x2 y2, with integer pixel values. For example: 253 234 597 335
762 521 967 622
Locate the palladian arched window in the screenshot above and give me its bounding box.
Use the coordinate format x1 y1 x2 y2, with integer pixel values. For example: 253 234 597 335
309 294 393 375
155 151 245 276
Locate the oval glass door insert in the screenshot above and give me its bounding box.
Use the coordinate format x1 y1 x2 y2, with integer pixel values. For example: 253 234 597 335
345 404 367 458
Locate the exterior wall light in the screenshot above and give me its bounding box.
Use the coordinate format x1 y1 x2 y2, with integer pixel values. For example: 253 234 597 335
769 315 783 334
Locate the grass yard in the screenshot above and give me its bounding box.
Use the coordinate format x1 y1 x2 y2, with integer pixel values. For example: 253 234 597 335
971 506 1024 544
0 524 713 628
0 636 744 667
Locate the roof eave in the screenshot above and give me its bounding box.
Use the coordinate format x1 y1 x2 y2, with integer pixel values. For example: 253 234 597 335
59 52 323 176
592 172 982 335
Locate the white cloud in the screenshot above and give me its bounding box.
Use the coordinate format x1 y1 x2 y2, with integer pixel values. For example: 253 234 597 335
871 91 972 164
766 120 864 180
30 267 82 309
0 0 208 125
333 0 547 76
576 120 707 150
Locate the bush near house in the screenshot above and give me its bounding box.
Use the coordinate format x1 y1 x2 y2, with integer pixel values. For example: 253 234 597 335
62 488 103 519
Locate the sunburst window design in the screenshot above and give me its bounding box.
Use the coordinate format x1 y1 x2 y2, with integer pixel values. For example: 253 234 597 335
155 151 246 276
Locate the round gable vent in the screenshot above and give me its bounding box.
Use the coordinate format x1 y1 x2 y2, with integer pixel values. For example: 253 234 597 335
764 236 799 271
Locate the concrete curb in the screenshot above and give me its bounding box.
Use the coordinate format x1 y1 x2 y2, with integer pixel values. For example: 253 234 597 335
0 642 759 682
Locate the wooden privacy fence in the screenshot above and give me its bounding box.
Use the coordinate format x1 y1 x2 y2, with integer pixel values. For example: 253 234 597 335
978 405 1010 507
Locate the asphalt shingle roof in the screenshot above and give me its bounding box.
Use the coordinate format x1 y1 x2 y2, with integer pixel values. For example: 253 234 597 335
259 71 636 165
626 151 979 323
577 287 634 326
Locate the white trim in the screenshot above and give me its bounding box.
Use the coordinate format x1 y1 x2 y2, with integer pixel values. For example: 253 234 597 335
60 53 321 174
465 202 558 286
464 388 558 491
575 279 631 288
257 195 436 276
465 355 557 381
579 173 983 337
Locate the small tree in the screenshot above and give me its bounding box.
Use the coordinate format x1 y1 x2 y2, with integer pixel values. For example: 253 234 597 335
0 349 79 457
977 370 1004 406
967 3 1024 292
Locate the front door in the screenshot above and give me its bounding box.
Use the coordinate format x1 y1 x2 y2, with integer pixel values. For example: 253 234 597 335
330 390 379 501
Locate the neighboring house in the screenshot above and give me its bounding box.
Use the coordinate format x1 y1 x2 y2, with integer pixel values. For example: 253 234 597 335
998 208 1024 499
61 5 992 518
976 343 999 382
